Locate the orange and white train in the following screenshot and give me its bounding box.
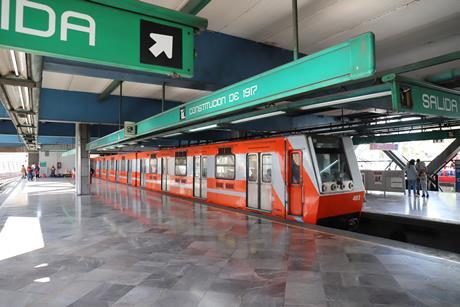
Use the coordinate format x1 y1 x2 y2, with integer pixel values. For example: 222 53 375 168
92 135 365 227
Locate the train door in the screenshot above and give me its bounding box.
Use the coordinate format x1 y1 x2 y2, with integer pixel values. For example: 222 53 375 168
161 157 169 191
247 153 273 211
193 156 208 198
247 154 259 209
288 150 303 216
127 159 132 185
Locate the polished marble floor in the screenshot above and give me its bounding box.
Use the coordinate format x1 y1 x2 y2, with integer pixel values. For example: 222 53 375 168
0 179 460 306
364 191 460 224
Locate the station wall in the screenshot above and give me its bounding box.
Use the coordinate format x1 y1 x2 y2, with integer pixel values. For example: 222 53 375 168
38 151 74 177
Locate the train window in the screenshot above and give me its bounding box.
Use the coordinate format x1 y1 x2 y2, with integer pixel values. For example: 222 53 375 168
291 153 301 184
150 155 157 174
202 157 208 178
120 158 126 172
216 154 235 180
248 154 257 182
262 154 272 183
175 157 187 176
312 137 352 184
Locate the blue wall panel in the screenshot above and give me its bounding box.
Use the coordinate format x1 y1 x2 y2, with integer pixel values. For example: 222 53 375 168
40 88 181 124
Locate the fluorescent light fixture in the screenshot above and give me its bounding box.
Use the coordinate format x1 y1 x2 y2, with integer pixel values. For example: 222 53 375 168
230 111 286 124
300 91 392 111
401 116 421 122
140 145 145 148
162 132 182 138
321 129 356 135
18 87 25 109
9 50 19 76
189 124 218 132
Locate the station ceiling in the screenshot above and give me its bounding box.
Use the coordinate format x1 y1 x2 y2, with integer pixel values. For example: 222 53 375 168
0 0 460 150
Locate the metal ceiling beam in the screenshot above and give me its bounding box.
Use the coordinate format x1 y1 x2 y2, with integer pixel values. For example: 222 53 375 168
98 80 122 101
383 150 408 170
0 77 36 88
292 0 299 61
427 138 460 175
180 0 211 15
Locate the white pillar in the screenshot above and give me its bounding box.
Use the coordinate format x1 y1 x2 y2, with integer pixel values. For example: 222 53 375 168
75 123 90 195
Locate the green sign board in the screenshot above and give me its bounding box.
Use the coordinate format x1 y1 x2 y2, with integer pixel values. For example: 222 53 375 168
384 74 460 118
0 0 204 77
409 85 460 118
178 33 374 123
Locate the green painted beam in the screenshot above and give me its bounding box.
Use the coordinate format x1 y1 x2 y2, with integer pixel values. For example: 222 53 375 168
353 129 460 145
381 50 460 76
426 68 460 84
87 32 376 150
180 0 212 15
383 74 460 118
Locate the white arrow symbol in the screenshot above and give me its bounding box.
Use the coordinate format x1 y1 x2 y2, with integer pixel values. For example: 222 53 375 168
149 33 173 59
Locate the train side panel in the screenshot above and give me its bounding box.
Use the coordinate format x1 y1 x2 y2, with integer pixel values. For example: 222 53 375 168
92 134 364 227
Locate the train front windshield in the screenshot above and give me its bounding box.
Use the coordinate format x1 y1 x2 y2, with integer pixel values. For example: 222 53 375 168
312 137 352 185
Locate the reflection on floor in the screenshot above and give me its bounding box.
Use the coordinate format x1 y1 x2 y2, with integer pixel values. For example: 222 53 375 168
0 178 459 306
364 191 460 224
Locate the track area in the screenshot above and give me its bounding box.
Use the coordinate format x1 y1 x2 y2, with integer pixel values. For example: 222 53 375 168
0 178 459 306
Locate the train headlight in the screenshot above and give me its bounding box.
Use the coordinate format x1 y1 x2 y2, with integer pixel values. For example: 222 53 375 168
340 184 346 190
322 184 327 192
349 182 354 189
331 184 337 191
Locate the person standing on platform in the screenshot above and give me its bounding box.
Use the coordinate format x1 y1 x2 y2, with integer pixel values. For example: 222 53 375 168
419 166 429 198
35 165 40 179
27 165 33 181
20 165 26 179
50 165 56 177
406 159 418 196
416 160 427 193
90 167 95 184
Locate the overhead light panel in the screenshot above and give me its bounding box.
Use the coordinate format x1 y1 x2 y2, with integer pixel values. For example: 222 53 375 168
162 132 182 138
230 111 286 124
188 124 218 132
299 91 392 111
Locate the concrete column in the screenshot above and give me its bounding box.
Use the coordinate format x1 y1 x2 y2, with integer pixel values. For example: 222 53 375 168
75 123 90 195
